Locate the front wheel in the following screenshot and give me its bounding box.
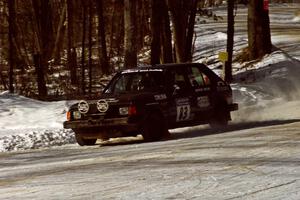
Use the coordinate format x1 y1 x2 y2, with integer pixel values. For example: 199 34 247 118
75 132 97 146
141 112 167 142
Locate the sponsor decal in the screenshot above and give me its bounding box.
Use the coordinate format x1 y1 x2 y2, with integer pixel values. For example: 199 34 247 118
197 96 210 108
195 87 210 92
122 69 163 74
176 105 191 122
154 94 167 101
176 98 189 106
175 98 191 121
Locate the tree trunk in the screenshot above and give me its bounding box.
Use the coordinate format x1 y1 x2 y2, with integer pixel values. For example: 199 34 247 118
33 54 47 98
160 0 173 64
124 0 137 69
81 0 87 94
67 0 78 85
53 3 67 64
168 0 188 63
248 0 272 60
32 0 52 97
96 0 110 75
136 0 143 51
88 0 93 94
168 0 197 63
8 0 16 93
225 0 234 83
185 0 198 62
150 0 162 65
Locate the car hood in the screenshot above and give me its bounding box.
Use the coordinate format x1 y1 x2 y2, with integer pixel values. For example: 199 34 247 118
69 92 156 110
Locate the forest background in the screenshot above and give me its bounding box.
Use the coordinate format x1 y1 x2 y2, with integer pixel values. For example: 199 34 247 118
0 0 297 99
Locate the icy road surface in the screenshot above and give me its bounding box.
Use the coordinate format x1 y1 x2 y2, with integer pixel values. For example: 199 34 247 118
1 120 300 199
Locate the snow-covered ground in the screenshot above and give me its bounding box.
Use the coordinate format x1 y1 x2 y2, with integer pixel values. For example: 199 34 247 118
0 92 76 151
0 3 300 152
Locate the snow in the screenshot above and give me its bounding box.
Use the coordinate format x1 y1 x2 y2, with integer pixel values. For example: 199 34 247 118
1 3 300 153
293 16 300 22
0 91 76 152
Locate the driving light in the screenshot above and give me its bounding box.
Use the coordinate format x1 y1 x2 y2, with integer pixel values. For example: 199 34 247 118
78 100 89 114
73 111 82 120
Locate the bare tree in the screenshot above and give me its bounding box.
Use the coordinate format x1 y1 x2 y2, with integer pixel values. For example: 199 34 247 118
96 0 110 75
225 0 234 83
168 0 198 63
248 0 272 60
81 0 87 94
160 0 173 64
150 0 161 65
32 0 54 97
8 0 16 93
124 0 137 69
88 0 93 94
67 0 78 85
52 1 67 64
151 0 173 64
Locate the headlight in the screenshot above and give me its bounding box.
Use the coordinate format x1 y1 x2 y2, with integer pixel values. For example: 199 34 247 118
73 111 82 119
119 106 137 116
119 107 129 115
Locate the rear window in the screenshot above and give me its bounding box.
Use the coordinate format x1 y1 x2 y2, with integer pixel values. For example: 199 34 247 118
104 71 165 94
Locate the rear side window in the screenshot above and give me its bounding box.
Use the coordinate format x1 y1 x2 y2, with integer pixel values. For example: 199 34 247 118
168 67 191 92
188 66 211 87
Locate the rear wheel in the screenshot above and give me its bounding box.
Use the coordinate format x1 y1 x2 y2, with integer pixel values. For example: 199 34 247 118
75 132 97 146
209 106 229 130
141 112 167 142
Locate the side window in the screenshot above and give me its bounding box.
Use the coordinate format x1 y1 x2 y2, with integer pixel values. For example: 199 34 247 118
114 75 130 93
188 66 211 87
130 74 143 91
202 73 211 85
130 72 165 92
174 69 189 91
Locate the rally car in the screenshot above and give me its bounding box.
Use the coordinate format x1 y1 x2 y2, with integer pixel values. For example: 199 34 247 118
64 63 238 146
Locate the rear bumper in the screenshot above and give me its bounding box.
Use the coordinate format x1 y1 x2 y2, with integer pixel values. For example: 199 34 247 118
228 103 238 111
63 117 138 130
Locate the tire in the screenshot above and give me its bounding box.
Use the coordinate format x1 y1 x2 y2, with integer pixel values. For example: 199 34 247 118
75 133 97 146
209 105 229 130
141 112 167 142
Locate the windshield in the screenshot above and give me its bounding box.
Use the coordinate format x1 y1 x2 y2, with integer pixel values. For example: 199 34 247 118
104 71 165 94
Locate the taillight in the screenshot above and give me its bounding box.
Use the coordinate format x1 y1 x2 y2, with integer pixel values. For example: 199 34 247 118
67 111 71 121
128 105 137 116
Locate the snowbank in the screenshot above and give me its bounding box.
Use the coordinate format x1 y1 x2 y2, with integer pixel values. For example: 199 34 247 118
0 129 75 152
0 91 76 152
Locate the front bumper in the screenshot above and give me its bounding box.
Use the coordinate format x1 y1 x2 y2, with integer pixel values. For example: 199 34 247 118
63 117 138 130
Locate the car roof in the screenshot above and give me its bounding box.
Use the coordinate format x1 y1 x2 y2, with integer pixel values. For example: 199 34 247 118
121 63 208 74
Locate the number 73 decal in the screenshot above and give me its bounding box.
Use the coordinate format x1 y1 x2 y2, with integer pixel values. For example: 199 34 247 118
176 105 191 121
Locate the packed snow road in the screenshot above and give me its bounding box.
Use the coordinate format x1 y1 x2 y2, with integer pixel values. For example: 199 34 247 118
1 119 300 199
